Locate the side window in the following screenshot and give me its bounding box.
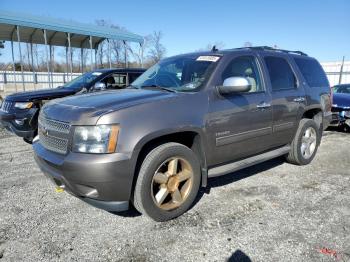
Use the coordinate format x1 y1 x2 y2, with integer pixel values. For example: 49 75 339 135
129 73 140 83
103 74 127 89
222 56 263 93
264 56 297 91
294 58 329 87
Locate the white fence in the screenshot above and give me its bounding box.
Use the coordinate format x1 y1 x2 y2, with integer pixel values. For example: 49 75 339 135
320 61 350 87
0 61 349 91
0 71 82 85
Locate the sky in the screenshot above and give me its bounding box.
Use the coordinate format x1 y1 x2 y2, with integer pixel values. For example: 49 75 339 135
0 0 349 62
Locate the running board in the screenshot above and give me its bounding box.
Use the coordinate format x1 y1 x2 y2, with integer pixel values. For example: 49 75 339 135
208 145 291 178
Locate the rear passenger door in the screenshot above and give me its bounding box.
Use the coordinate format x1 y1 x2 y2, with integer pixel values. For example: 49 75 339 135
262 55 306 146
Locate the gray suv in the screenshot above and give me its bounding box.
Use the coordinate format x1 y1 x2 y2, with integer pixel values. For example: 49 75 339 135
33 46 332 221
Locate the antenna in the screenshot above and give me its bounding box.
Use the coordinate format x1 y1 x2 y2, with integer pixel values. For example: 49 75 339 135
211 45 218 52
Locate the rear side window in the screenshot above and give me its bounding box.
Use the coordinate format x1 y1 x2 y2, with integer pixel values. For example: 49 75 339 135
264 56 297 91
294 58 329 87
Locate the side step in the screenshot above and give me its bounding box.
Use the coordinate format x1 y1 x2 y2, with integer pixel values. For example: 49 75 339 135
208 145 290 178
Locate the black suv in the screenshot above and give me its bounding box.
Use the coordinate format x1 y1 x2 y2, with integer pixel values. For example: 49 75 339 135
0 68 145 143
33 47 332 221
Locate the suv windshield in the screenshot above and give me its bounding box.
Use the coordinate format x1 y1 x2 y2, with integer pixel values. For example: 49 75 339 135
333 85 350 94
132 54 221 92
63 71 103 90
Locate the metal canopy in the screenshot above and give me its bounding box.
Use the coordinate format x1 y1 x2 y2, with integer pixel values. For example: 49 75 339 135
0 10 144 48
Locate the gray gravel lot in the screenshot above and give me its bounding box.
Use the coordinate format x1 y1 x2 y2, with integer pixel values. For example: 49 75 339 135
0 127 349 262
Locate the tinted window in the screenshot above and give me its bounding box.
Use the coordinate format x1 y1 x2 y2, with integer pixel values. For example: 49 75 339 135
222 56 263 92
63 71 102 89
129 73 141 83
103 74 127 89
264 56 297 91
333 85 350 94
294 58 329 87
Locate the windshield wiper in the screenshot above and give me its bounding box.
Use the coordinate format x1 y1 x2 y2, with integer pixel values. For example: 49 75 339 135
141 85 177 93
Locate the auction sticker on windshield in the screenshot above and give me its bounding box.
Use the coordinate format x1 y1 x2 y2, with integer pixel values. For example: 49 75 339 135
92 72 102 76
196 56 220 62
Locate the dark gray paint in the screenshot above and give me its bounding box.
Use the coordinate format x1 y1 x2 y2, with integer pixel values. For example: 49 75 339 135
33 48 333 211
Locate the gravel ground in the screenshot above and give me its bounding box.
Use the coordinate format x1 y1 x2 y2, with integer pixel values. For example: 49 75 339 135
0 128 349 262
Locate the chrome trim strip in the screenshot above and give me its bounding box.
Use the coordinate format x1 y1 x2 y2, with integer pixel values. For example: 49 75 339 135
272 122 294 132
216 127 272 146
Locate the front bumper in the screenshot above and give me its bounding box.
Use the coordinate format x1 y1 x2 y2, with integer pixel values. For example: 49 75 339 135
0 108 37 139
330 109 350 127
33 141 137 212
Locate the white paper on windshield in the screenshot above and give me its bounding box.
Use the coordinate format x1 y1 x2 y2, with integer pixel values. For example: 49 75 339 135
92 72 102 76
196 56 220 62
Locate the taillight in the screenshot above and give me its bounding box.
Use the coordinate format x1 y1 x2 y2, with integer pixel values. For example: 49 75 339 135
330 86 333 105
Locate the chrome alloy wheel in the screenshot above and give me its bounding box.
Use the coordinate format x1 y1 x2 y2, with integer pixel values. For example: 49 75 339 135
301 127 317 159
151 157 194 211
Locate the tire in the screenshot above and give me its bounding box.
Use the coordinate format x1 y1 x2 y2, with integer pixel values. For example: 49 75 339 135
286 119 320 165
23 137 33 144
133 142 201 221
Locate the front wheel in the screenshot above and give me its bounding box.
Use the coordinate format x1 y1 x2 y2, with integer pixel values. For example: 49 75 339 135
133 143 201 221
286 119 320 165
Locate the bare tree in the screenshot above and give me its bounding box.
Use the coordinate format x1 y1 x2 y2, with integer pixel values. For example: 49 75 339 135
148 31 166 64
95 19 109 67
79 48 89 72
244 41 253 47
131 35 151 67
0 41 4 57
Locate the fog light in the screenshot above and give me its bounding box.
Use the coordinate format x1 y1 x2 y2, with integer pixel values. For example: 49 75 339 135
15 119 25 125
76 184 99 198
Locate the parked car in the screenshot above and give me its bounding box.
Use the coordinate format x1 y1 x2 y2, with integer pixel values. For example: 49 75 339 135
33 46 332 221
0 68 145 143
330 84 350 132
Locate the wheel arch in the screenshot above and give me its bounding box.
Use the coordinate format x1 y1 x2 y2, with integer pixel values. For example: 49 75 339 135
131 129 208 192
301 107 323 130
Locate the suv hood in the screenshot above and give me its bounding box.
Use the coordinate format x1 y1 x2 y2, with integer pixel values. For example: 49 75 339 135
42 89 177 125
6 87 76 102
333 93 350 109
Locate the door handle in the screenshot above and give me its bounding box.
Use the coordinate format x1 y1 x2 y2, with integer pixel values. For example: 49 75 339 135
293 97 306 103
256 102 271 109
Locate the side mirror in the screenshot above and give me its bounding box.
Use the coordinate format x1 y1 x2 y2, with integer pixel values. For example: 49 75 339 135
93 82 106 91
217 77 251 95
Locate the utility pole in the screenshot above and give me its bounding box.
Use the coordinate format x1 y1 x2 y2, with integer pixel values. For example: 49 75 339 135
339 56 345 85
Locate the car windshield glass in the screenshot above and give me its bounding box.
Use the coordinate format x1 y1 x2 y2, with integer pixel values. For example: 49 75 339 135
131 55 220 92
333 85 350 94
63 71 103 89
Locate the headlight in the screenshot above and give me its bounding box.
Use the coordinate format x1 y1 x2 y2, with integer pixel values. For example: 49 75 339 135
73 125 119 154
14 102 33 109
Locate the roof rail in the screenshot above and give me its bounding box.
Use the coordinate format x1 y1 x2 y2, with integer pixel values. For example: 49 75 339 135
235 46 308 56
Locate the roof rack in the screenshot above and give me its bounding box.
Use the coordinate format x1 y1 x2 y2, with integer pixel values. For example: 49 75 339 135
234 46 308 56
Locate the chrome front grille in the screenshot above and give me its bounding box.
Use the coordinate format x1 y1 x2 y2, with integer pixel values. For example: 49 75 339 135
1 101 13 113
38 114 70 154
38 114 70 134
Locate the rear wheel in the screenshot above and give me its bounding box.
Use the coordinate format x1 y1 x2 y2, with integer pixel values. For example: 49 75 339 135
133 142 201 221
286 119 320 165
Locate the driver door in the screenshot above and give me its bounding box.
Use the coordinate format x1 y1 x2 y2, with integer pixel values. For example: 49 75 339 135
206 54 273 166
